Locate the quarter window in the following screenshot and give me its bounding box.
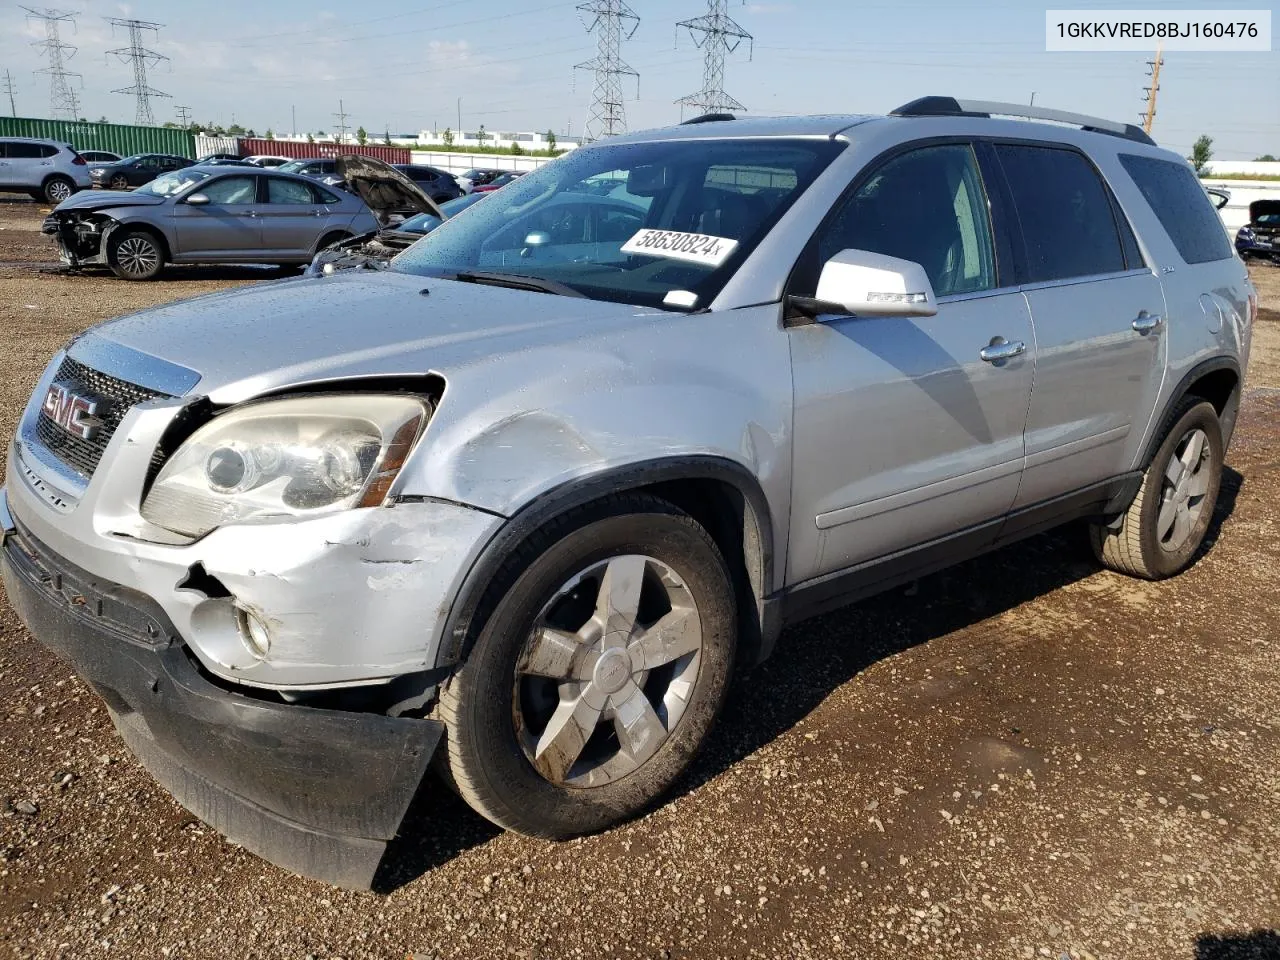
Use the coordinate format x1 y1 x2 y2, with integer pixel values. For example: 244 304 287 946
809 143 997 298
995 144 1126 282
1119 154 1232 264
5 142 44 159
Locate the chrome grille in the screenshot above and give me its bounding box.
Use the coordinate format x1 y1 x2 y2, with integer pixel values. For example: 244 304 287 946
34 355 171 479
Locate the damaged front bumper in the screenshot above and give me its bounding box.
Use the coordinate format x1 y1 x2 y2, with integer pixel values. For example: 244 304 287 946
1 496 444 889
41 212 110 268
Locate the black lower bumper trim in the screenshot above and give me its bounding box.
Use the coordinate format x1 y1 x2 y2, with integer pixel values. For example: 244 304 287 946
1 517 443 889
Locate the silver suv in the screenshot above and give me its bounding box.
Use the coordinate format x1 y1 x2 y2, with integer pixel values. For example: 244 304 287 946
0 137 91 204
0 99 1255 888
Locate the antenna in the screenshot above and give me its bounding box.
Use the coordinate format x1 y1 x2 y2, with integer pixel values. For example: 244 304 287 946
3 69 17 118
675 0 753 118
22 7 83 120
1141 42 1163 135
574 0 640 142
106 18 170 125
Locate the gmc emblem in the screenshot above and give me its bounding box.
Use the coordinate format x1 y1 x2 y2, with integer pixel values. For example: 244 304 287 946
42 383 105 440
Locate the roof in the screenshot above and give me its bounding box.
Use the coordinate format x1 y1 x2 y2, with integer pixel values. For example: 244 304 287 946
607 114 877 144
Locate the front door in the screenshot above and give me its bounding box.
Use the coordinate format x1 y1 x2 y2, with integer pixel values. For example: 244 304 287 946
170 174 263 259
786 142 1033 584
989 142 1168 508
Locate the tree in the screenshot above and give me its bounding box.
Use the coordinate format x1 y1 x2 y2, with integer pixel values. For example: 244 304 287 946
245 128 256 139
306 132 315 143
441 127 454 147
509 141 524 155
545 129 556 152
227 123 246 136
1256 154 1277 162
265 128 274 141
356 125 368 145
1189 134 1213 176
316 130 327 139
382 129 391 146
96 115 109 124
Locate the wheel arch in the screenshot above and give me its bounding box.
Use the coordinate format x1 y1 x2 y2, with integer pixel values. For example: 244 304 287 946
105 219 173 263
1145 356 1242 467
432 456 779 673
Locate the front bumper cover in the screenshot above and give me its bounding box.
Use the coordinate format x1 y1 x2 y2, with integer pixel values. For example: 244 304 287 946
1 503 443 889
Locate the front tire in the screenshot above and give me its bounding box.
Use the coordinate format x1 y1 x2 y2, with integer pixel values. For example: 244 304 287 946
109 174 130 191
1090 399 1223 579
106 228 165 280
439 495 736 838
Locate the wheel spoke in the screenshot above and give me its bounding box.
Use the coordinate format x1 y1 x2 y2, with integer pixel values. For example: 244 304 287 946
611 680 668 766
1164 455 1184 488
532 691 602 782
1181 431 1206 472
519 626 589 680
1170 501 1192 546
1157 498 1179 540
596 555 646 640
1186 465 1211 498
629 606 700 671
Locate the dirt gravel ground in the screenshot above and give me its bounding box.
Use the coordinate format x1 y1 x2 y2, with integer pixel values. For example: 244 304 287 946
0 198 1278 960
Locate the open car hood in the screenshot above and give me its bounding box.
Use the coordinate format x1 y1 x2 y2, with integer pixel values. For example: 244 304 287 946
1249 199 1280 224
336 154 444 226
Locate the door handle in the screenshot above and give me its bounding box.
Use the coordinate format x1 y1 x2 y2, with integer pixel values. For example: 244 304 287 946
979 336 1026 363
238 210 258 218
1131 311 1163 333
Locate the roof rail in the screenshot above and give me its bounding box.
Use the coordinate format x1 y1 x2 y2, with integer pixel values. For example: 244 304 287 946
890 96 1155 146
681 113 737 125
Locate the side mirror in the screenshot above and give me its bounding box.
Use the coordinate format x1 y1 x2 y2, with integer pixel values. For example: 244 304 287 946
788 249 937 325
185 193 210 206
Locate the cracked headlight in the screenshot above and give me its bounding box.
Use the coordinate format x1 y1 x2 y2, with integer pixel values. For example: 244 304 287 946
140 395 428 539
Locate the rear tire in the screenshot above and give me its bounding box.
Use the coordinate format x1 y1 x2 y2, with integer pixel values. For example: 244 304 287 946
1090 399 1223 579
106 228 165 281
43 176 75 205
439 494 736 838
109 174 130 191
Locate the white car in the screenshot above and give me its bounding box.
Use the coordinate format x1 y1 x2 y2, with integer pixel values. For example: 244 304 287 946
244 155 292 168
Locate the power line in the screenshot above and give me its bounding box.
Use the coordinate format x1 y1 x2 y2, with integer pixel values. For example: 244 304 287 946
1141 42 1164 136
22 7 82 121
2 69 16 117
106 18 170 126
575 0 640 141
675 0 753 117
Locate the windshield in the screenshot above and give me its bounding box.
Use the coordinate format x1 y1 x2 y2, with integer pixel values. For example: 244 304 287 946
278 160 314 174
392 138 843 309
134 168 212 197
397 195 483 234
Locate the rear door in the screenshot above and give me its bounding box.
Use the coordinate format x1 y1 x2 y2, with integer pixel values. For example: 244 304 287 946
170 174 263 258
258 176 335 257
989 142 1166 510
4 141 43 188
786 141 1034 583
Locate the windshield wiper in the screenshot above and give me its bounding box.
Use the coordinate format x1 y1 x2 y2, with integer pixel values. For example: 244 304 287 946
449 271 586 299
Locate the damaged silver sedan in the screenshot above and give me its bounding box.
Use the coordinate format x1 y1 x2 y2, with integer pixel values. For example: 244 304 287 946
42 165 375 280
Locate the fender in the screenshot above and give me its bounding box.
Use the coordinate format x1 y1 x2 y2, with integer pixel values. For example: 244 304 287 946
1102 354 1241 518
429 455 778 670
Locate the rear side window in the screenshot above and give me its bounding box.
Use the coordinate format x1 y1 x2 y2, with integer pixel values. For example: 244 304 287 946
995 144 1126 282
267 177 317 204
1119 154 1233 264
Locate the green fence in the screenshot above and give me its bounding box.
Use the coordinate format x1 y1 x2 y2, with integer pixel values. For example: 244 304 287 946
0 117 195 158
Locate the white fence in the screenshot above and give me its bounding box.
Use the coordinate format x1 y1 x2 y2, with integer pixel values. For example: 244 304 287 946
1203 179 1280 234
1204 161 1280 178
409 151 557 175
193 135 239 158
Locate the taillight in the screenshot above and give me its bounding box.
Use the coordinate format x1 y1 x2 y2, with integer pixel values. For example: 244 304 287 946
71 154 86 165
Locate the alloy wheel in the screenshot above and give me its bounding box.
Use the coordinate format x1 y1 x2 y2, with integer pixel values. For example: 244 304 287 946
1157 427 1211 551
513 554 703 788
116 236 160 278
46 180 72 203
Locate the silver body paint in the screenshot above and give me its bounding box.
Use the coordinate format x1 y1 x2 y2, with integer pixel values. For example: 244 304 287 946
3 113 1253 692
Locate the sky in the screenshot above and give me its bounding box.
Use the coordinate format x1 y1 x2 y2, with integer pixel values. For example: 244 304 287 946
0 0 1276 159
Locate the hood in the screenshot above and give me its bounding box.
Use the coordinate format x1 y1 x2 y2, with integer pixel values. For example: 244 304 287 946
1249 200 1280 224
336 155 444 226
76 268 650 404
52 190 165 213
